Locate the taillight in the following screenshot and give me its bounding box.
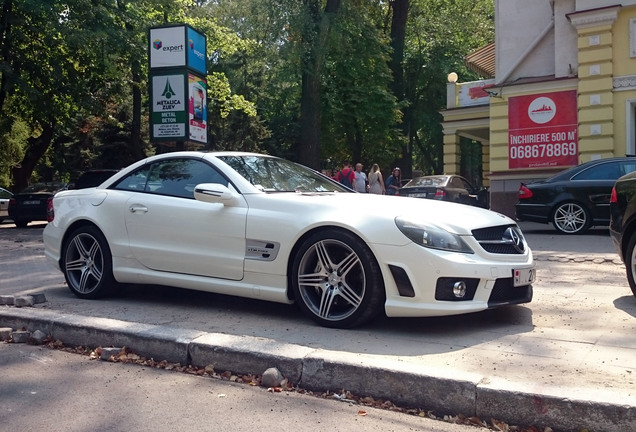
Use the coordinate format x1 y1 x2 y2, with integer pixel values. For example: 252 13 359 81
610 187 617 204
434 189 446 199
518 184 533 199
46 197 54 222
9 198 16 206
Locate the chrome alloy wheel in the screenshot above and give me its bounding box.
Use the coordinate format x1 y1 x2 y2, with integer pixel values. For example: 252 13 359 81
62 226 116 299
65 232 105 295
553 202 589 234
297 238 366 322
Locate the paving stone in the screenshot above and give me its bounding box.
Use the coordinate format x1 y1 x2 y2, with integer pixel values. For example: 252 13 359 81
14 296 35 307
29 329 47 345
0 327 12 341
0 295 14 305
30 293 47 304
101 347 122 361
11 330 30 343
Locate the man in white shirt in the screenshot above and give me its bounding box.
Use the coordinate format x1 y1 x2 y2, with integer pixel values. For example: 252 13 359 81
353 163 369 193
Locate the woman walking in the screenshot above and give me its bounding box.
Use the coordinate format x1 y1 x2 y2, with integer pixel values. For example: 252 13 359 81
368 164 386 195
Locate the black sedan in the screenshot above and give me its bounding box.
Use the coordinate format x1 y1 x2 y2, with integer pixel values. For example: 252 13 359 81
8 182 66 228
610 171 636 295
398 175 489 208
515 157 636 234
68 169 119 190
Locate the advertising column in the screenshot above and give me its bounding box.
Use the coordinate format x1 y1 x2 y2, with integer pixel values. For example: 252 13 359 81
508 90 578 169
148 25 207 145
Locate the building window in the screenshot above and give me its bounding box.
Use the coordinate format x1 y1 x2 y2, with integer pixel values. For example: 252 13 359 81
631 18 636 58
628 99 636 156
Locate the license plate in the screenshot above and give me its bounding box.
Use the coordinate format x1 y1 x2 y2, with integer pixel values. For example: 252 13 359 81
513 267 535 287
23 200 40 205
412 193 428 198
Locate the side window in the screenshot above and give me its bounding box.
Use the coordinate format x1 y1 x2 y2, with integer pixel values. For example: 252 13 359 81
113 159 228 198
150 159 227 198
113 166 151 192
450 177 465 189
573 162 620 180
619 161 636 176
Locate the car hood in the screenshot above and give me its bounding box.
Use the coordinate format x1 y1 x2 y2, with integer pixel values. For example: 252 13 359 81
255 192 513 236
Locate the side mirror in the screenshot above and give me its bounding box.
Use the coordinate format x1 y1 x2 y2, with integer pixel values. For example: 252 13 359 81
193 183 240 206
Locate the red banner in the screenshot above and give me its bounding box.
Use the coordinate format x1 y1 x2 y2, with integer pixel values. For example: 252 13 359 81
508 90 578 169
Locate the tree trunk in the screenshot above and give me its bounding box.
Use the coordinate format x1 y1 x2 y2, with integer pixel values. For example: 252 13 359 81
11 122 55 192
388 0 412 179
298 0 341 170
0 0 14 113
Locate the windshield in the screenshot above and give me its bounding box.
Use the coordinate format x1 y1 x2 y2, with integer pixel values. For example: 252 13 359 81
405 176 447 187
20 182 66 193
218 155 349 193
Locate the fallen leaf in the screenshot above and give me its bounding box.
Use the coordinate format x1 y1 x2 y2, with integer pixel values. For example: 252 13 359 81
358 410 367 416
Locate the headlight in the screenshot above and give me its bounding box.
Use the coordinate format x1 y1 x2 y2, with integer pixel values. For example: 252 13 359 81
395 216 474 254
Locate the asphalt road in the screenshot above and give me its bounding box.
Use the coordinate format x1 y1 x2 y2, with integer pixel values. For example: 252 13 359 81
0 343 481 432
1 220 634 431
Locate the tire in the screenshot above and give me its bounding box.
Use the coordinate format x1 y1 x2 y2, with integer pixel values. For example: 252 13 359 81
626 233 636 297
552 202 590 234
291 229 385 328
62 225 117 299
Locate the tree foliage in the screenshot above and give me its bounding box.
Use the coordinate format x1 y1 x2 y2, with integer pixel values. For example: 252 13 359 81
0 0 493 191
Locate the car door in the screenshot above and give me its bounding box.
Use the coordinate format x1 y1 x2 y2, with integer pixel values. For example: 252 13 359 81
450 177 473 205
118 157 248 281
570 160 624 222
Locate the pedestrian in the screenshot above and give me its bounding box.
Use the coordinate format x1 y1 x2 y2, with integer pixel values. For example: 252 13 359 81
353 163 369 193
335 161 356 189
385 167 401 195
368 163 385 195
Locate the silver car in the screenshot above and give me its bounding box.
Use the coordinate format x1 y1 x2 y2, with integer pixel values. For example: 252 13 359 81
0 187 13 223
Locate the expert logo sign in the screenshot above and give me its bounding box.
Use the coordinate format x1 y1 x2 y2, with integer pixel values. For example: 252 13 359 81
149 27 187 68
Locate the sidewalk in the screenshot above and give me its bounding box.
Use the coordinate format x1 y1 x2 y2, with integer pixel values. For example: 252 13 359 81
1 223 635 431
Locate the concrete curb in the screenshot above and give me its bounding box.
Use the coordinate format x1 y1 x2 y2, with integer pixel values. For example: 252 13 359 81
1 307 634 432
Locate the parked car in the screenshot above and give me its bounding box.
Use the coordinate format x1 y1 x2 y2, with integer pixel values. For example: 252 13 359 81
69 169 119 189
398 175 489 209
9 182 67 228
0 187 13 223
610 170 636 295
515 157 636 234
43 152 534 328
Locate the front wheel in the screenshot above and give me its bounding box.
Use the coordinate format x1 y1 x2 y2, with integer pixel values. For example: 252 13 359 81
552 202 590 234
62 225 117 299
625 233 636 297
291 229 385 328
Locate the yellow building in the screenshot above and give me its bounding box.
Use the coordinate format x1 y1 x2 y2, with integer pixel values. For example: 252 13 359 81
442 0 636 218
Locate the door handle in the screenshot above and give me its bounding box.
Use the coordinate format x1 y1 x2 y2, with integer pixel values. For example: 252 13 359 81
129 205 148 213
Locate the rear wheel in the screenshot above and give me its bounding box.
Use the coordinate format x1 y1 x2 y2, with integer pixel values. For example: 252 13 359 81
291 229 385 328
552 202 590 234
626 233 636 297
62 225 117 299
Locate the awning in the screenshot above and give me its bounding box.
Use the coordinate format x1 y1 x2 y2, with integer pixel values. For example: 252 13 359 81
465 42 495 79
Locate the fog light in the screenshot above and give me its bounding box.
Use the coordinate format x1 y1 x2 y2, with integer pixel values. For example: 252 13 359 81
453 281 467 298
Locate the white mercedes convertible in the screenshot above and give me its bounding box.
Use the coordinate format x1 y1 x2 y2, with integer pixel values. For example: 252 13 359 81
43 152 535 328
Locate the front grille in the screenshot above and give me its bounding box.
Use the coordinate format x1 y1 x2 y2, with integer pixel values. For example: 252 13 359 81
472 224 527 255
488 277 533 306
